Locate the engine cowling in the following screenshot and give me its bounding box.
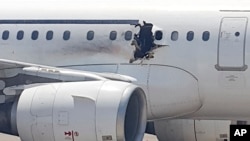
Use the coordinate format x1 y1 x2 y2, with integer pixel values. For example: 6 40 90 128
12 81 147 141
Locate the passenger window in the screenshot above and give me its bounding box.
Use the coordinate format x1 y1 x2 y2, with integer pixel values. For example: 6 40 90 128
31 30 39 40
17 30 24 40
63 30 70 40
109 31 117 40
235 32 240 37
186 31 194 41
125 31 132 41
46 30 53 40
2 30 9 40
155 30 163 40
171 31 178 41
87 30 94 40
202 31 210 41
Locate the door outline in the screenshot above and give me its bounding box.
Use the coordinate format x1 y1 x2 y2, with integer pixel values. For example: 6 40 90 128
215 17 248 71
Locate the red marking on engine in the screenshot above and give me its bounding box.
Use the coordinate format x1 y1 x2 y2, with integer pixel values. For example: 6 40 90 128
64 130 79 141
64 131 72 136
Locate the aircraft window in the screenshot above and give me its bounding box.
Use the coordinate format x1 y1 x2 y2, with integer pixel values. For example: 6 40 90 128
46 30 53 40
87 30 94 40
202 31 210 41
125 31 132 41
186 31 194 41
17 30 24 40
63 30 70 40
2 30 9 40
155 30 163 40
31 30 39 40
109 31 117 40
235 32 240 37
171 31 178 41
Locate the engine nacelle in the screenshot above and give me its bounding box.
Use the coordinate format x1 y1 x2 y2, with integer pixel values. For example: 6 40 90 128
13 81 147 141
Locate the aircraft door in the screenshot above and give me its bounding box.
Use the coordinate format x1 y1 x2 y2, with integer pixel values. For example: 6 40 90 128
216 17 248 71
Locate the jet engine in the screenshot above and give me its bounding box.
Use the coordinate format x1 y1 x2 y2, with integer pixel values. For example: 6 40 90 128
11 81 147 141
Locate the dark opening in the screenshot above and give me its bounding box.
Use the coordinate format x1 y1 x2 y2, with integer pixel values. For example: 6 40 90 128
17 30 24 40
187 31 194 41
155 30 163 40
31 31 39 40
109 31 117 40
235 32 240 37
133 21 155 59
125 31 132 41
202 31 210 41
125 93 140 141
87 30 94 40
2 30 9 40
46 31 53 40
63 30 70 40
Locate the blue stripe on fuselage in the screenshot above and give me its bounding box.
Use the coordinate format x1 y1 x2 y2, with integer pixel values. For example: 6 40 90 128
0 20 139 25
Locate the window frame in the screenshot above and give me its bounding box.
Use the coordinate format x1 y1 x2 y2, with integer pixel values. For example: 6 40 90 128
17 30 24 40
124 30 132 41
155 30 163 40
31 30 39 40
46 30 53 40
63 30 71 41
202 31 210 41
186 31 194 41
2 30 9 40
171 31 179 41
109 31 117 41
87 30 94 41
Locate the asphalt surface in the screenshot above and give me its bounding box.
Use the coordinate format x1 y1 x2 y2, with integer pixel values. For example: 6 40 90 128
0 133 159 141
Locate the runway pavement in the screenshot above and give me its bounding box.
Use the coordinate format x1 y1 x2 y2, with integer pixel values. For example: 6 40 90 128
0 133 20 141
143 134 159 141
0 133 159 141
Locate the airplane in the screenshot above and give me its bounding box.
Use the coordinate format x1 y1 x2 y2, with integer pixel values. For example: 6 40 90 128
0 0 250 141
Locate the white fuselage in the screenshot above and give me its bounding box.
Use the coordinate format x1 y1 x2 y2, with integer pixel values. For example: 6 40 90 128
0 1 250 120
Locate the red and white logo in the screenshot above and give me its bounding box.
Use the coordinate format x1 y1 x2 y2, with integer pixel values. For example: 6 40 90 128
64 130 79 141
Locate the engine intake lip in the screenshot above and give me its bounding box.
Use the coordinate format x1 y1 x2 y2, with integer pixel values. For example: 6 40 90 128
116 86 147 141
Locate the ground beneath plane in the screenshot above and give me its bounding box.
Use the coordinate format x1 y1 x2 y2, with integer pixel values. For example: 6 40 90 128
0 133 159 141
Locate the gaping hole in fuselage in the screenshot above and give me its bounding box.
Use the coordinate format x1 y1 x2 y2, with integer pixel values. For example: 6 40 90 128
131 21 155 61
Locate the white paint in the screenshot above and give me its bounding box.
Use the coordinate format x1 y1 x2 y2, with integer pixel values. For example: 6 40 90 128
1 5 250 120
16 81 146 141
0 133 159 141
234 129 247 136
154 119 231 141
2 1 250 141
218 18 247 68
148 65 201 119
